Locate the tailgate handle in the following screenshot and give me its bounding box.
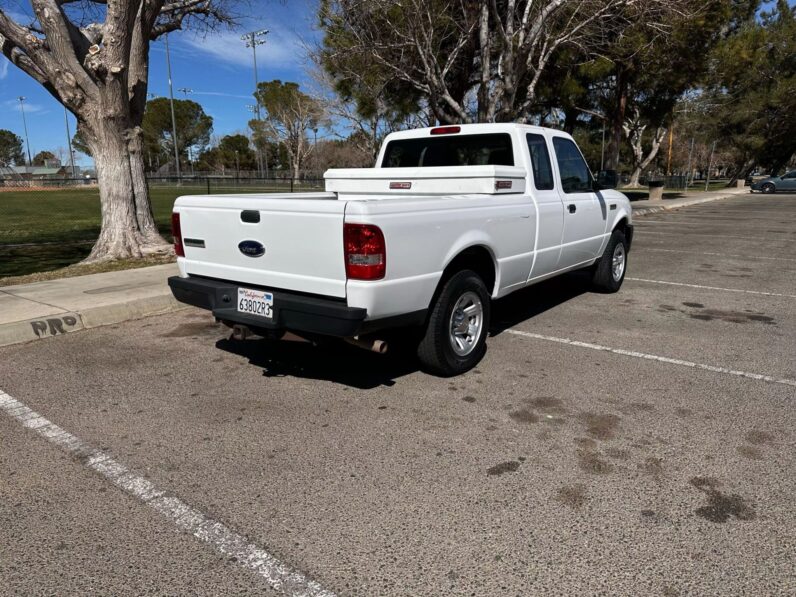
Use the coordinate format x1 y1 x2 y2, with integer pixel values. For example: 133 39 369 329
241 210 260 223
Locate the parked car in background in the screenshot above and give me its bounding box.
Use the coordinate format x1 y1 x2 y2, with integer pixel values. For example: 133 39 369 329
751 170 796 193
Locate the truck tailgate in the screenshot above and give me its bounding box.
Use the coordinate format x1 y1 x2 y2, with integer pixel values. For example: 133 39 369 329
175 194 348 298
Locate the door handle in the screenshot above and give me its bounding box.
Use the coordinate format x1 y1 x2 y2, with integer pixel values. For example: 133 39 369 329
568 204 577 214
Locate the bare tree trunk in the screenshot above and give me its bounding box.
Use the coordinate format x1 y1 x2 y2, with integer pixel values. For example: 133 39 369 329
85 121 145 262
626 124 667 187
728 156 755 186
605 69 628 171
127 126 168 249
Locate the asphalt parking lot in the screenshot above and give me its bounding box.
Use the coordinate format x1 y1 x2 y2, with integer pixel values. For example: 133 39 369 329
1 192 794 596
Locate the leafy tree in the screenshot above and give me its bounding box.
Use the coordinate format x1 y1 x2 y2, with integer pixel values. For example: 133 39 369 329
197 134 256 172
0 1 238 262
32 150 56 166
252 80 325 182
319 0 696 125
142 97 213 168
592 0 756 178
701 0 796 179
0 129 24 166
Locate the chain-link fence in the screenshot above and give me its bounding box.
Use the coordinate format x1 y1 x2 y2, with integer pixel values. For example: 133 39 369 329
0 176 324 279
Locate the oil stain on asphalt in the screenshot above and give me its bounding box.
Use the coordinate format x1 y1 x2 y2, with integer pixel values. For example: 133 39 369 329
690 477 756 523
487 460 521 476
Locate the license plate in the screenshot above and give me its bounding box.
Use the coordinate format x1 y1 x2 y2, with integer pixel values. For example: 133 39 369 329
237 287 273 319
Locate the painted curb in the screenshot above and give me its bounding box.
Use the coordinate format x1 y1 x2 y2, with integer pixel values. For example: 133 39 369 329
0 293 188 349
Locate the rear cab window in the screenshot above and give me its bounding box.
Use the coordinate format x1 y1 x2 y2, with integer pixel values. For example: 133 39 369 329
381 133 514 168
552 137 592 193
526 133 554 190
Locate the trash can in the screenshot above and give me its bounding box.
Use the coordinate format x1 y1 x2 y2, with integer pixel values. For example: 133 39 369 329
648 180 664 201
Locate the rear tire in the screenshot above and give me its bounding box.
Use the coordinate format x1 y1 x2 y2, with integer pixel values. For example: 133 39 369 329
417 270 490 376
591 229 628 293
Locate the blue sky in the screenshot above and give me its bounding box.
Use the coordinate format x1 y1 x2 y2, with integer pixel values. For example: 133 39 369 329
0 0 321 167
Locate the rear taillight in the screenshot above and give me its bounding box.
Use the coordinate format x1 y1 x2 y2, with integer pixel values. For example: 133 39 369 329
344 223 385 280
171 212 184 257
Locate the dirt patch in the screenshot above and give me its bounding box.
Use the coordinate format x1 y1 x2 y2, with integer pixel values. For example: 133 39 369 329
461 396 476 403
579 412 621 440
605 447 630 460
574 437 597 449
642 456 665 478
577 449 613 474
523 396 566 413
161 321 221 338
509 408 539 424
745 430 774 445
556 484 588 509
737 445 763 460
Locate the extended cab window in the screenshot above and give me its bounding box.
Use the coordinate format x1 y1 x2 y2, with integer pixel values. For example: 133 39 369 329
526 133 554 190
382 133 514 168
552 137 592 193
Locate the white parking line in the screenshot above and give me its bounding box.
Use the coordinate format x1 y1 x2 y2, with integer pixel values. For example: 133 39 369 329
0 391 335 597
635 229 792 241
506 330 796 388
635 247 796 263
625 277 796 299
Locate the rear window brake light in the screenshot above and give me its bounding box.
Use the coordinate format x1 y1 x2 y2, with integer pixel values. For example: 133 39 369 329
430 126 461 135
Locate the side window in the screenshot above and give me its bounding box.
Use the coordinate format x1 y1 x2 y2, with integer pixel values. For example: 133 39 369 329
552 137 592 193
785 171 796 179
526 133 554 191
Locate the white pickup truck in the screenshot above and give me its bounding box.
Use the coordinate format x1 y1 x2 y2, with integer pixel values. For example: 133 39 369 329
169 123 632 375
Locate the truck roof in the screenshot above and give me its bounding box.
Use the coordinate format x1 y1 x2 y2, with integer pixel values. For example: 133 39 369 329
382 122 567 141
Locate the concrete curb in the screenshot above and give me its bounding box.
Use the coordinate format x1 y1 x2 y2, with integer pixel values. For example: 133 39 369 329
632 191 745 217
0 293 187 349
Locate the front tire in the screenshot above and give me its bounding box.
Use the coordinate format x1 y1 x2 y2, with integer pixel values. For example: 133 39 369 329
762 183 776 194
591 229 628 293
417 270 490 376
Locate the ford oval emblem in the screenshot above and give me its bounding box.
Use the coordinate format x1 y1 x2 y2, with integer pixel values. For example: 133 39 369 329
238 240 265 258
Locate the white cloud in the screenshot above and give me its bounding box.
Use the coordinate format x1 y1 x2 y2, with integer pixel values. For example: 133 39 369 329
178 29 301 70
3 99 47 114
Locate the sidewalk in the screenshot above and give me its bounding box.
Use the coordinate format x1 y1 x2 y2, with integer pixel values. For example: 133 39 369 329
0 188 751 349
0 264 184 348
629 187 748 216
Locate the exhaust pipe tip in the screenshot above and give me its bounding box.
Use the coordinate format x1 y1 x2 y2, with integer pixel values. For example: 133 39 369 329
344 336 389 354
231 324 251 341
371 339 388 354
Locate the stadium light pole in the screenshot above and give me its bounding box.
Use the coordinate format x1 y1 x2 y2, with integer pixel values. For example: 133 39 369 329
63 106 77 177
17 96 33 166
164 34 181 179
241 29 269 120
178 88 195 175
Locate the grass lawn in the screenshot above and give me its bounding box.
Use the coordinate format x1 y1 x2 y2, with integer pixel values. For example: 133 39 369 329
0 183 321 278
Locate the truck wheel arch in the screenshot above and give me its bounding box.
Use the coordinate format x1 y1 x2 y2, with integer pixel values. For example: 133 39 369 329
613 217 633 251
429 246 497 312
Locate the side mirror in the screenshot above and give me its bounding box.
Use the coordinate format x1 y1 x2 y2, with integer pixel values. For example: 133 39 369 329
594 169 619 190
